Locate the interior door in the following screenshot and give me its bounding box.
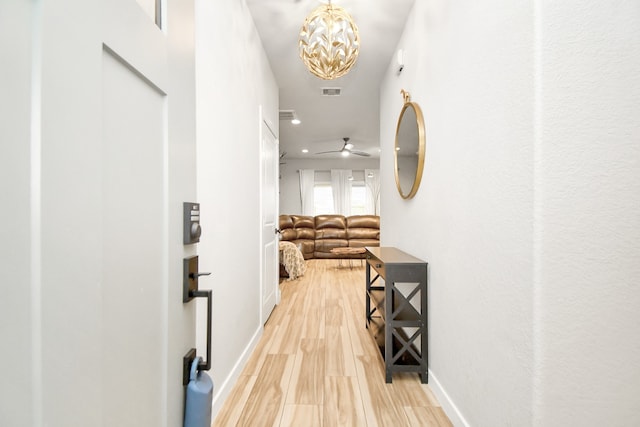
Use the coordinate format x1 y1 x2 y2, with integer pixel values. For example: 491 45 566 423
101 1 196 425
261 113 280 324
2 1 195 424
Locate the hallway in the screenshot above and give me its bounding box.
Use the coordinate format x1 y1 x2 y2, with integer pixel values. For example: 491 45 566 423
214 260 452 426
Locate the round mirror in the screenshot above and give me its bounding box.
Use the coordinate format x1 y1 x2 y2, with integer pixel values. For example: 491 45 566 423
394 90 426 199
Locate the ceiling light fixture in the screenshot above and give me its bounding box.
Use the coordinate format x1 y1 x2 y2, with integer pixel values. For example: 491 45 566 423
298 1 360 80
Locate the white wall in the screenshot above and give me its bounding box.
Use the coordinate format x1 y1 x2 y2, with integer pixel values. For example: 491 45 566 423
195 0 279 417
380 1 640 426
0 2 36 425
535 1 640 425
280 157 380 214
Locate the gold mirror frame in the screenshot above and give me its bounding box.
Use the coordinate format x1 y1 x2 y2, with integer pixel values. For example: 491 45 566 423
394 90 426 199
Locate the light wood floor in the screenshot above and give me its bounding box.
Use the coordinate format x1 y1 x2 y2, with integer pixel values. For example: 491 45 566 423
213 259 452 427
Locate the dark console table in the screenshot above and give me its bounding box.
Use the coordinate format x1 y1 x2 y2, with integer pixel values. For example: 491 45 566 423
365 247 428 383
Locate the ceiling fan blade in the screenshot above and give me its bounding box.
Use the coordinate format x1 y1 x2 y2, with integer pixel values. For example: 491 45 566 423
350 150 371 157
315 150 341 155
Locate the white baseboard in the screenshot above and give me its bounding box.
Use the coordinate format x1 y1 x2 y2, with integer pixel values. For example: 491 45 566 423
210 325 264 419
427 369 471 427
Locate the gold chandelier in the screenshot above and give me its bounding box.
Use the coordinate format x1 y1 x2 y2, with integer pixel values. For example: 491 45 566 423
298 1 360 80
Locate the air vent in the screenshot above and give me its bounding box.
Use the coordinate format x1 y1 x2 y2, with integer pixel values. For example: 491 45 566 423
279 110 296 121
321 87 342 96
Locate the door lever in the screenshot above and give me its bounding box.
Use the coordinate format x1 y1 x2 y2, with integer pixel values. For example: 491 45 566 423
183 256 211 303
190 272 211 278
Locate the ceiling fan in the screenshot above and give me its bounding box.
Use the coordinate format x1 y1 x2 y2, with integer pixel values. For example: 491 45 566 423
316 137 371 157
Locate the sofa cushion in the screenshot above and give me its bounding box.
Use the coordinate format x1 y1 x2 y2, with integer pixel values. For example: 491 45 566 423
314 238 348 258
292 215 314 229
347 228 380 240
348 239 380 248
315 238 348 252
316 228 347 239
346 215 379 229
315 215 347 230
279 215 294 229
296 228 315 240
296 240 315 258
281 228 297 240
315 215 347 241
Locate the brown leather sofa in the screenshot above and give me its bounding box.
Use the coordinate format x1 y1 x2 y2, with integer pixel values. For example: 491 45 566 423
278 214 380 259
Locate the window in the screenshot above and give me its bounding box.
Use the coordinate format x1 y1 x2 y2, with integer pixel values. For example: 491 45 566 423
313 182 368 215
311 171 374 215
350 183 366 215
313 184 334 215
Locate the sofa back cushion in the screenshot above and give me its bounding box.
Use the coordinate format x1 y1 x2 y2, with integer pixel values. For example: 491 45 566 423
278 215 296 240
315 215 347 239
279 215 294 229
347 215 380 229
288 215 314 241
346 215 380 240
297 228 315 240
291 215 314 229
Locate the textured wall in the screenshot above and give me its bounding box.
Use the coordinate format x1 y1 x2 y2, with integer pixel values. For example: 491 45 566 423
380 1 535 424
380 0 640 426
535 1 640 425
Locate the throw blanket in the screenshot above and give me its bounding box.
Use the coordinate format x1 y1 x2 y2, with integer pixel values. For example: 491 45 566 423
279 241 306 280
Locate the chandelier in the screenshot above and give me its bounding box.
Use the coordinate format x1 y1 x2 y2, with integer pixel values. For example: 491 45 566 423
298 1 360 80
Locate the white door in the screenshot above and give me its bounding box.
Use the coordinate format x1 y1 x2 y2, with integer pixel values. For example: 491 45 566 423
101 40 166 427
0 1 196 425
102 2 197 425
261 113 280 324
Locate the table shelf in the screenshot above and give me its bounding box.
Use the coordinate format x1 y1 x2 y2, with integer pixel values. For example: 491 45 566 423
365 247 428 383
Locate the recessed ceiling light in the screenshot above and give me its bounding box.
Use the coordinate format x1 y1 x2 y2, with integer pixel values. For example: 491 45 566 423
301 149 309 153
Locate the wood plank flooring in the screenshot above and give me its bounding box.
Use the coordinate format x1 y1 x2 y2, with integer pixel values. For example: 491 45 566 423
213 259 452 427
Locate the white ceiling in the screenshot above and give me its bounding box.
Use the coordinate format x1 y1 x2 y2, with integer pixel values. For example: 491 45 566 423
246 0 415 159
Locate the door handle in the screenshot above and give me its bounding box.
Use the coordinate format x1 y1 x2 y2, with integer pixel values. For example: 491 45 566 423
189 289 212 372
182 256 213 385
182 288 212 385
